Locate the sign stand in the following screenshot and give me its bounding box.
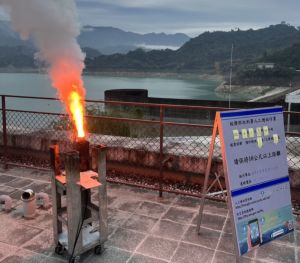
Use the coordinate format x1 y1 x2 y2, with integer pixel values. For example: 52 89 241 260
196 107 294 262
196 113 241 263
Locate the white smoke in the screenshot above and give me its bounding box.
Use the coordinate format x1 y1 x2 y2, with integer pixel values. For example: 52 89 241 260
0 0 86 106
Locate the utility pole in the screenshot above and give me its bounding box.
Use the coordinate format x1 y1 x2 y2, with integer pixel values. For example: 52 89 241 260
229 44 233 108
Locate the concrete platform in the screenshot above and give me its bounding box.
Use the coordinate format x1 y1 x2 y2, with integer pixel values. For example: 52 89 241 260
0 166 299 263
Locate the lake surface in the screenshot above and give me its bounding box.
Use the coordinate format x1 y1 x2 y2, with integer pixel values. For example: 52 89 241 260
0 72 243 112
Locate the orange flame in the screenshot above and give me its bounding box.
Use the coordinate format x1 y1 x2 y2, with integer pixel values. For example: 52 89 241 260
69 86 85 138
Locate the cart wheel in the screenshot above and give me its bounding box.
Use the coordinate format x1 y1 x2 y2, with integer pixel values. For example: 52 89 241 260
55 244 64 255
94 245 103 255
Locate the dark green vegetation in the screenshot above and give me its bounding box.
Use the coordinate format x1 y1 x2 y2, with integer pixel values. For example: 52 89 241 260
2 22 300 79
52 104 150 137
234 65 297 86
0 46 35 69
86 23 300 73
234 39 300 86
262 43 300 69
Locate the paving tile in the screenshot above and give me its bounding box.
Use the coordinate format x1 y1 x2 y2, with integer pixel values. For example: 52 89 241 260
0 168 300 263
107 195 118 206
122 214 158 233
192 212 226 231
113 198 141 213
212 251 252 263
0 214 42 246
174 196 200 210
8 189 23 200
82 246 131 263
108 224 118 237
274 230 300 247
294 216 300 231
151 219 188 240
22 230 55 257
256 242 296 263
162 207 195 224
216 231 256 260
0 248 64 263
10 204 53 229
135 201 168 218
123 187 175 205
107 228 145 251
146 193 176 205
0 175 17 184
137 236 178 261
171 242 214 263
203 200 228 217
91 192 118 207
129 253 168 263
223 218 233 234
6 178 33 188
6 168 50 183
0 186 17 196
108 208 132 226
183 225 221 249
217 232 235 254
0 242 17 261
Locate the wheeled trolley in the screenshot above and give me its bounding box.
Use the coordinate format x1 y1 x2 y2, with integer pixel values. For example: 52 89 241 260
50 142 108 262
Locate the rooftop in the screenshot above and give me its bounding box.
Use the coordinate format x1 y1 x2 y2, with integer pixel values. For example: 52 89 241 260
0 166 299 263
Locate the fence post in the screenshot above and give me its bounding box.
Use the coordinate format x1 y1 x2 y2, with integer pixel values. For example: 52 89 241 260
2 96 8 169
159 105 164 197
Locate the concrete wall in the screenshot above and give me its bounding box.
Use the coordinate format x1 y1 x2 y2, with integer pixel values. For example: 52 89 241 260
2 132 299 190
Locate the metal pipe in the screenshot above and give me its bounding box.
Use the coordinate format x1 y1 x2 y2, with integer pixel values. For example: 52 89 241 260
0 195 12 212
74 139 90 171
36 192 50 209
21 189 36 219
287 103 291 132
159 106 164 198
96 145 108 243
2 95 8 169
228 43 233 109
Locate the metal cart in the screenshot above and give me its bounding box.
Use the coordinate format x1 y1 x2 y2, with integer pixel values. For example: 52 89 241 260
50 143 108 262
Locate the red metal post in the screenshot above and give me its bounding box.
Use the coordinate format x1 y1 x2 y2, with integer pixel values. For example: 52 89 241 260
1 96 8 169
159 105 164 197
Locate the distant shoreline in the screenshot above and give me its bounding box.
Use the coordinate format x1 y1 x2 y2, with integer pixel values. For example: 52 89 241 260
215 83 299 102
0 68 224 82
84 71 224 81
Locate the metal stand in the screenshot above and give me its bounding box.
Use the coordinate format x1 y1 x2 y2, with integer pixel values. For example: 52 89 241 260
50 144 108 262
196 114 241 263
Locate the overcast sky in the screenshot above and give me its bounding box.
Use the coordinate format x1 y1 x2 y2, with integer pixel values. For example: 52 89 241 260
75 0 300 36
1 0 300 37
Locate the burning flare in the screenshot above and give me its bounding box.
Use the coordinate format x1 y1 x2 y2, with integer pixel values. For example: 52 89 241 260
0 0 88 141
69 85 85 138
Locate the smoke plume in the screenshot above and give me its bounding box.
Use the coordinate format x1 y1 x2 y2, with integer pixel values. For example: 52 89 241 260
0 0 86 120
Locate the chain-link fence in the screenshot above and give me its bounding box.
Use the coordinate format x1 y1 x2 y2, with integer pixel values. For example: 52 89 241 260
1 95 300 202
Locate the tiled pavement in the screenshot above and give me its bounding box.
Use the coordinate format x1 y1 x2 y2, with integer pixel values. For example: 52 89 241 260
0 167 299 263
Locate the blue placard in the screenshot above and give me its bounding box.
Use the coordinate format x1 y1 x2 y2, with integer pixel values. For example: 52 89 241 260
220 106 294 256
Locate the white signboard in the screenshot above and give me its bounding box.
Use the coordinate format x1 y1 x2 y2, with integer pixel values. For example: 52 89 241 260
219 106 294 255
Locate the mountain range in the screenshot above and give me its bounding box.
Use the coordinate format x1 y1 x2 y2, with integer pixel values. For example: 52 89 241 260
0 21 190 55
1 21 300 73
78 26 190 54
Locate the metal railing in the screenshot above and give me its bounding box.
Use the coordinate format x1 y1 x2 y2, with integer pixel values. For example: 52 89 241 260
1 94 300 202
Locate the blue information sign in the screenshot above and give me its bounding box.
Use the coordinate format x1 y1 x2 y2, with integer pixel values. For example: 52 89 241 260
219 106 294 255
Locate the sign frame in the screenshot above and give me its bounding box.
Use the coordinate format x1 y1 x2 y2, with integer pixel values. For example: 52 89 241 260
196 106 294 262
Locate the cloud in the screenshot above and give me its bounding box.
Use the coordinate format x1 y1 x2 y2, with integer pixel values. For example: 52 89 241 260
3 0 297 37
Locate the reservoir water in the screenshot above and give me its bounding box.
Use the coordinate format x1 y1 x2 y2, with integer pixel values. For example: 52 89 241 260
0 72 243 112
